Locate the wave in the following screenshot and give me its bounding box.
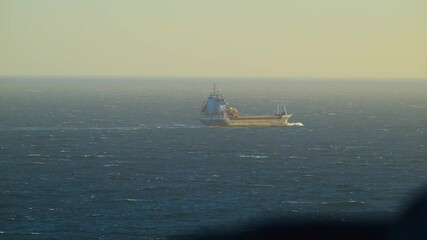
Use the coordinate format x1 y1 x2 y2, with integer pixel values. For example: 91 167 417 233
320 200 369 208
239 154 269 159
285 201 312 204
103 164 120 167
0 231 41 235
2 127 144 131
97 155 115 158
120 198 151 202
27 153 42 157
1 124 203 131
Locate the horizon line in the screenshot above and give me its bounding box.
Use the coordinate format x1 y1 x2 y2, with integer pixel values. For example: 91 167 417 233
1 75 427 81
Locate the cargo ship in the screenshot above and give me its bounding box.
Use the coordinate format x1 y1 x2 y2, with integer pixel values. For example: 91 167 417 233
200 85 303 127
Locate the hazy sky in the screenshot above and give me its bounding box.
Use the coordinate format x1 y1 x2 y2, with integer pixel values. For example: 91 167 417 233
1 0 426 78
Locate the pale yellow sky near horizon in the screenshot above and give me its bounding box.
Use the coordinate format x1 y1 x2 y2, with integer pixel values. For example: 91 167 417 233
0 0 426 78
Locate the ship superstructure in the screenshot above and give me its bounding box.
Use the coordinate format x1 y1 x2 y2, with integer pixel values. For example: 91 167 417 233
200 85 301 127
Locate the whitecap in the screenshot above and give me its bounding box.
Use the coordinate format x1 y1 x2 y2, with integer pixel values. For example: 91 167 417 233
409 105 425 108
97 155 115 158
345 146 368 149
239 154 269 159
251 184 274 188
377 128 389 132
124 198 147 202
26 89 43 93
27 154 41 157
31 162 45 165
103 164 120 167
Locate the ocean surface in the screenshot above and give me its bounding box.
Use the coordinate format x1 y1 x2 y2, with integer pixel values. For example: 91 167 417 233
1 78 426 239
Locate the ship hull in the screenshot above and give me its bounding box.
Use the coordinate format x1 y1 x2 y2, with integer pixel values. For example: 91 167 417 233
200 114 292 127
200 115 231 126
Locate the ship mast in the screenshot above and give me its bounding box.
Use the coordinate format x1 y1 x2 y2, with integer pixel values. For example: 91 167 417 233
210 84 216 98
211 83 220 98
283 104 288 115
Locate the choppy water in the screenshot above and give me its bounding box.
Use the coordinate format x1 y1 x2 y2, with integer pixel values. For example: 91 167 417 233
0 78 426 239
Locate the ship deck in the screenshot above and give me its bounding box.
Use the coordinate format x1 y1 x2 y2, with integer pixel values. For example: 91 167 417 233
231 115 282 120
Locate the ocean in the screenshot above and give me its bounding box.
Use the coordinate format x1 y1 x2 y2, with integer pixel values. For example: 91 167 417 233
0 78 426 239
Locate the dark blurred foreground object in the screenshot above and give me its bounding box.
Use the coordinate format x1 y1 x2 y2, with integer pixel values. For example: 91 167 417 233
174 188 427 240
388 187 427 240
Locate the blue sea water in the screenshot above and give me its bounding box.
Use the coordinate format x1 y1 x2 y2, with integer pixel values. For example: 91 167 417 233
0 78 426 239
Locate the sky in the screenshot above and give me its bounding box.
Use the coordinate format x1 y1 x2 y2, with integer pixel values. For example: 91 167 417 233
0 0 426 79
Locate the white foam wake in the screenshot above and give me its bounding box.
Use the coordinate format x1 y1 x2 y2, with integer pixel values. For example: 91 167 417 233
286 122 304 127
